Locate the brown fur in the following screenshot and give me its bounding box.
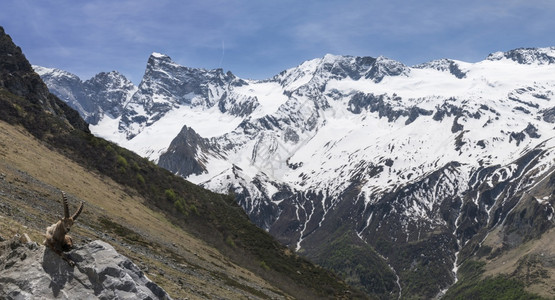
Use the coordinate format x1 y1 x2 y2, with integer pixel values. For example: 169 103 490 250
43 191 84 266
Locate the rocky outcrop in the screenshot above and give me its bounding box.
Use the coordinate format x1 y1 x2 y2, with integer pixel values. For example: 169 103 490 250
0 236 171 299
158 125 213 177
487 47 555 65
33 66 136 125
0 27 89 135
413 58 467 78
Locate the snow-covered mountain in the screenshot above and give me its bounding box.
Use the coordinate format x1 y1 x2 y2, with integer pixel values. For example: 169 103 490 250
34 66 137 124
35 47 555 298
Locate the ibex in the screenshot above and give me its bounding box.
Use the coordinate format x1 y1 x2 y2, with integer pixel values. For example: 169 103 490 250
44 191 84 266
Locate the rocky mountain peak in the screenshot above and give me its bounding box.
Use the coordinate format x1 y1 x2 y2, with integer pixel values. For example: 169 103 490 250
487 47 555 65
140 52 236 95
274 54 410 90
413 58 467 78
146 52 179 70
32 65 137 125
317 54 376 81
34 65 81 82
365 55 410 82
0 26 88 133
88 70 133 87
84 71 137 122
144 52 233 81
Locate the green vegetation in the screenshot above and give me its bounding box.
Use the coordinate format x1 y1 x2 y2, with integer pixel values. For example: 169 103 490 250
259 261 270 271
116 154 129 172
136 173 145 185
98 216 153 247
371 231 460 299
189 204 198 215
443 260 545 300
400 259 449 299
311 226 397 299
225 236 236 248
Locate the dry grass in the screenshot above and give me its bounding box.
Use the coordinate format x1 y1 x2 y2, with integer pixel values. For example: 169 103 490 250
0 120 289 299
482 225 555 298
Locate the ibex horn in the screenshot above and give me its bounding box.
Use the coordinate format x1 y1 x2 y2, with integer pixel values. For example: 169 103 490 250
62 191 69 218
72 202 84 221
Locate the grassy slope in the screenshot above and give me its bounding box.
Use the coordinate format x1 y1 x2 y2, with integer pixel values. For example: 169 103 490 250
444 193 555 299
308 225 400 299
443 259 546 300
481 228 555 298
0 120 284 299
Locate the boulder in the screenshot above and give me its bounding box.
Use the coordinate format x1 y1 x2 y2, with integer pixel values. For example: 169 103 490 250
0 237 171 299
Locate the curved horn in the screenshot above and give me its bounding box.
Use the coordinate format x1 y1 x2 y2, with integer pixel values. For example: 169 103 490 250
71 202 84 221
62 191 69 218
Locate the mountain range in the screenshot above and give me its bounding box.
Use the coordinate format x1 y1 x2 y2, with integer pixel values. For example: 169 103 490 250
0 26 363 299
35 45 555 298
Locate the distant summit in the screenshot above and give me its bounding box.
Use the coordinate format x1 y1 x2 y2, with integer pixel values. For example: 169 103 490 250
487 46 555 64
34 65 137 124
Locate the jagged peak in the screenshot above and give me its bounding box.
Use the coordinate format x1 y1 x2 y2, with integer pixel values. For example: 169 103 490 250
412 58 467 79
32 65 81 81
104 70 126 77
373 55 408 69
365 55 410 82
146 52 177 69
321 53 349 63
87 70 134 85
145 52 236 81
150 52 171 60
413 58 453 68
273 53 410 88
486 47 555 65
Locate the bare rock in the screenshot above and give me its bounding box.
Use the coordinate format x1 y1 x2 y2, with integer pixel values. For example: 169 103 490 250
0 237 171 299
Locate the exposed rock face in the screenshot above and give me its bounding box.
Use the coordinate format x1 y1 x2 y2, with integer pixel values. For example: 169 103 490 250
33 66 137 125
158 125 214 176
487 47 555 64
413 58 467 78
0 27 89 134
0 237 171 300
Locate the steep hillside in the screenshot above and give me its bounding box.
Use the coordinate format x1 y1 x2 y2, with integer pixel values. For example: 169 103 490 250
0 26 362 299
0 120 288 299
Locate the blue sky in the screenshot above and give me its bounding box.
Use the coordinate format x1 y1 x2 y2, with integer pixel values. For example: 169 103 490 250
2 0 554 83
